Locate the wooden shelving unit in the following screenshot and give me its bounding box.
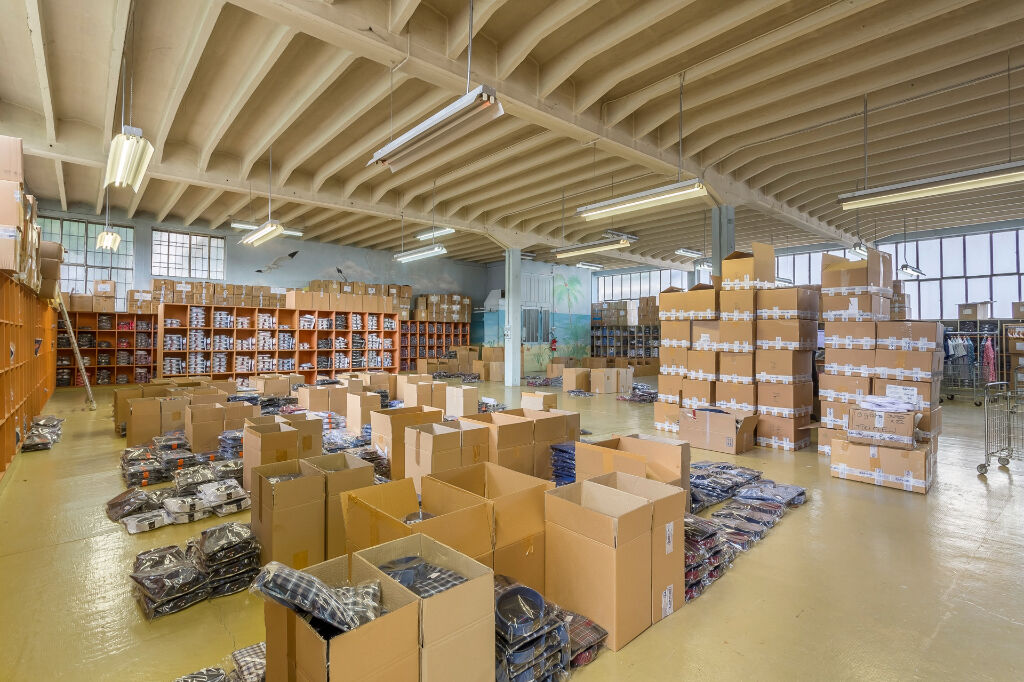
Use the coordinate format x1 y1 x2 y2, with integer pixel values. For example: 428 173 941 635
56 312 156 387
399 321 469 371
591 324 660 359
2 273 56 474
157 304 400 387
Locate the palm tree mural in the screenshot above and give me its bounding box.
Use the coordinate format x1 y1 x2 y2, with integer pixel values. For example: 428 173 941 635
553 273 589 358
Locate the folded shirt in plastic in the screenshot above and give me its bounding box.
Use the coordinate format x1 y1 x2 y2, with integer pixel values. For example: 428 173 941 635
197 479 246 504
733 479 807 506
378 556 466 598
106 487 158 521
212 496 251 517
175 465 216 495
122 509 174 534
163 495 211 514
230 642 266 682
172 509 212 524
173 667 227 682
250 561 381 633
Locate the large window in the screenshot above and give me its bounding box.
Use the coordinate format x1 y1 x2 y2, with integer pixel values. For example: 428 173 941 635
594 268 686 303
39 216 135 310
152 229 225 280
775 228 1024 319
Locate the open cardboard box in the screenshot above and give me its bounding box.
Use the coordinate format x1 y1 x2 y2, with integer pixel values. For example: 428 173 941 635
304 453 375 559
251 459 325 569
575 434 690 489
459 412 535 475
405 423 464 493
676 406 757 454
370 406 443 479
721 242 774 289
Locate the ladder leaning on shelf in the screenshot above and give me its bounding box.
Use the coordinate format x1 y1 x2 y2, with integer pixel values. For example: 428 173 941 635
56 288 96 411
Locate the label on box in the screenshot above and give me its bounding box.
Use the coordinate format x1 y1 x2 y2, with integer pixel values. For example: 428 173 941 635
662 585 674 618
0 227 17 239
874 411 885 428
665 521 674 555
885 384 920 405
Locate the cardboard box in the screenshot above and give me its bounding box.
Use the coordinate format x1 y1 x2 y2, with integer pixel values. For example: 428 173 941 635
590 367 634 394
755 287 818 320
353 534 493 682
520 391 557 410
756 319 817 350
405 423 463 493
657 373 683 404
581 357 608 369
653 401 679 433
589 472 687 623
847 407 917 450
660 320 691 348
821 294 888 321
370 406 444 479
69 294 93 312
255 374 291 396
481 346 505 363
660 347 688 376
958 302 991 320
690 320 720 350
823 348 874 377
488 361 505 382
872 378 942 411
471 360 489 381
718 289 756 320
252 459 325 569
401 381 433 407
823 321 876 349
874 349 943 382
289 553 420 682
442 420 490 467
819 374 872 404
756 414 811 451
126 397 161 447
280 412 324 459
303 453 375 559
445 385 479 418
343 477 491 560
429 381 447 410
715 381 757 412
0 135 24 182
545 481 653 651
561 368 590 392
817 427 843 456
499 408 567 443
676 406 758 454
685 350 717 381
717 321 755 352
721 243 774 289
160 396 189 434
184 403 225 454
675 282 719 320
830 436 934 494
297 385 333 411
875 321 944 351
458 412 534 475
242 422 299 490
755 350 813 384
757 381 813 418
113 386 143 434
680 378 715 408
718 351 754 384
93 279 116 297
347 392 382 434
574 435 690 488
821 251 882 293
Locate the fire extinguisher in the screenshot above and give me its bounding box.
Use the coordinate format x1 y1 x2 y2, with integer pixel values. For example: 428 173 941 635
550 335 557 354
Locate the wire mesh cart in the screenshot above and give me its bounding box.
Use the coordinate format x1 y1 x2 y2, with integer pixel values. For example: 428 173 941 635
942 358 982 406
980 382 1024 474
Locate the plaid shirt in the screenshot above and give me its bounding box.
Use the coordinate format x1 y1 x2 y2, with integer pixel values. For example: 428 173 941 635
560 608 608 658
173 666 228 682
230 642 265 682
378 557 466 597
251 562 379 632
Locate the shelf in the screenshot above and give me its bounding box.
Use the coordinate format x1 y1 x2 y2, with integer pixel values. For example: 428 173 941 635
56 311 156 386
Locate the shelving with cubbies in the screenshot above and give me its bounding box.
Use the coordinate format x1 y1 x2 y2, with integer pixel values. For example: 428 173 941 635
399 321 470 371
56 312 156 387
591 324 660 359
157 303 400 387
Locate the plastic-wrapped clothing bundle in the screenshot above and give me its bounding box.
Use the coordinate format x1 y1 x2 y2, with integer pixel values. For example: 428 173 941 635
567 390 594 397
197 479 247 504
123 459 170 486
106 487 158 521
172 509 212 524
173 667 227 682
711 504 779 529
122 509 174 534
212 496 251 516
163 496 211 514
230 642 266 682
210 458 243 483
250 561 381 633
131 545 209 618
550 442 577 486
684 514 736 602
175 465 216 496
689 460 763 512
616 383 658 403
25 415 65 450
732 479 807 506
493 576 572 680
378 556 467 597
322 428 372 453
217 430 243 460
154 432 189 451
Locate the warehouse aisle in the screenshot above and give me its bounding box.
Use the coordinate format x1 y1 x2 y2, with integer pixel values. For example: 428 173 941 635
0 385 1021 680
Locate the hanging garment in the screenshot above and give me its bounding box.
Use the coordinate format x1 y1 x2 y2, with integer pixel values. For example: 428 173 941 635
983 337 996 383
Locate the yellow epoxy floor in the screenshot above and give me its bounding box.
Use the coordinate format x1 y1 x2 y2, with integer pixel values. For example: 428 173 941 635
1 384 1023 681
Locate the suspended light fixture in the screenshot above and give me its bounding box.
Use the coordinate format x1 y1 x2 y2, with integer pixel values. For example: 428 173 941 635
575 262 603 271
851 240 868 257
240 146 286 247
897 217 926 277
96 188 121 251
104 9 152 192
674 246 702 258
416 227 455 240
694 258 713 271
839 160 1024 210
394 244 447 263
232 220 301 237
553 232 636 259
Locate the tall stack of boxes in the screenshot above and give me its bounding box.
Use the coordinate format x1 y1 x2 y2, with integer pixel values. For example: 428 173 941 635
413 293 472 322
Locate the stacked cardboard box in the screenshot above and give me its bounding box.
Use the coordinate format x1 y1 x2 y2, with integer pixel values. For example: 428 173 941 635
413 293 472 322
38 240 62 300
0 135 44 295
820 249 894 322
404 421 489 493
753 287 819 451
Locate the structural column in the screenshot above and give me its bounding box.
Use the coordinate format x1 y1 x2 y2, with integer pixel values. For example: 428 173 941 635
710 205 736 277
504 247 522 386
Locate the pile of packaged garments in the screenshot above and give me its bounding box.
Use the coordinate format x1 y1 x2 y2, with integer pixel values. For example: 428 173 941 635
343 444 391 481
688 461 763 512
710 498 787 550
251 561 382 639
173 642 266 682
616 383 658 403
494 577 570 682
225 393 260 406
259 395 298 415
307 410 344 430
217 429 243 460
549 442 578 486
683 515 737 602
109 467 251 533
479 397 508 413
131 522 260 619
21 415 65 451
524 376 562 388
566 390 594 398
322 426 372 453
433 371 480 383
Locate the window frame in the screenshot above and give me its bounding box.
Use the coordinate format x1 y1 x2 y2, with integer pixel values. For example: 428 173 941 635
151 228 226 280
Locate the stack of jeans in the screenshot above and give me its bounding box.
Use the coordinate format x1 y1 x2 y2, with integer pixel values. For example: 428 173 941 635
493 577 570 682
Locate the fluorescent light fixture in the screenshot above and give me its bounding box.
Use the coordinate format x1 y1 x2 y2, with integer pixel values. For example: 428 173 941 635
369 85 503 172
575 262 603 271
239 220 284 247
416 227 455 240
394 243 447 263
103 126 154 193
899 263 925 277
96 230 121 251
839 160 1024 210
775 276 793 285
232 220 301 237
694 258 713 271
576 179 707 221
554 232 636 259
851 241 868 257
674 247 703 258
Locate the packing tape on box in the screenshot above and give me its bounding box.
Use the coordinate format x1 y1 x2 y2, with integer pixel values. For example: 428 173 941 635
824 363 873 377
719 341 754 352
757 405 812 418
756 308 802 320
686 370 717 381
718 373 754 384
846 429 915 446
757 339 815 351
822 413 849 429
755 372 812 385
818 443 832 455
756 436 810 451
720 311 755 321
657 393 679 404
821 285 890 296
682 310 716 320
654 419 679 433
823 310 887 322
663 365 686 376
830 463 927 489
824 335 874 349
878 337 938 351
722 278 776 290
875 366 938 381
680 397 711 408
716 399 756 412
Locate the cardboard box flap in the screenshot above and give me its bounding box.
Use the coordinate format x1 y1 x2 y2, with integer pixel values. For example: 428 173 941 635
544 481 652 548
587 471 686 525
255 460 325 512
